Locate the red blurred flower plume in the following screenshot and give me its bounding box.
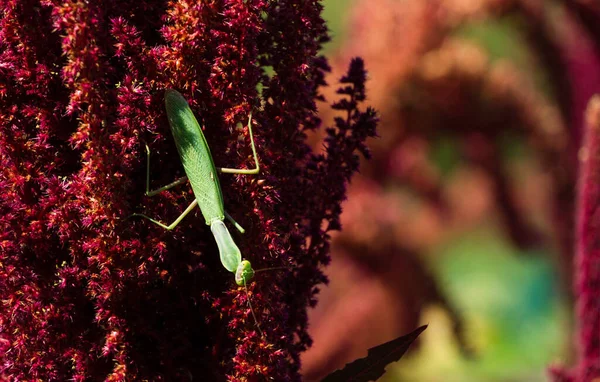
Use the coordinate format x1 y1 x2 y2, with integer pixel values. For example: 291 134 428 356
551 96 600 382
0 1 377 380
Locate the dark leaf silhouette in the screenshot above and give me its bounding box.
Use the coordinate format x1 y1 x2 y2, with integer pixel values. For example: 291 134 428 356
320 325 427 382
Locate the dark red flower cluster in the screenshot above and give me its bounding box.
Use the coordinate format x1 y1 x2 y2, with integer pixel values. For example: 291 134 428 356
0 1 376 380
573 97 600 381
551 96 600 382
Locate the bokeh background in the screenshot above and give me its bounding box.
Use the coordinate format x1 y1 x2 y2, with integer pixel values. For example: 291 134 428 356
300 0 600 381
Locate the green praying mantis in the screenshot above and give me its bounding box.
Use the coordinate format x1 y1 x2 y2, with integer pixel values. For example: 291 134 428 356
131 89 259 287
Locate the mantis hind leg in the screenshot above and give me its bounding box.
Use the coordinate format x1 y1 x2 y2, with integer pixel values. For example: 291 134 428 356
144 143 188 196
218 112 260 175
130 199 198 230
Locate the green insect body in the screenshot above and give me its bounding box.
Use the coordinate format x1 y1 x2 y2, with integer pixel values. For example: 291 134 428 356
165 89 224 225
132 89 259 286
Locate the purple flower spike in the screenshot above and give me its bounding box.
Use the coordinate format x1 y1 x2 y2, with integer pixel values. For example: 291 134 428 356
0 1 376 380
551 95 600 382
574 96 600 381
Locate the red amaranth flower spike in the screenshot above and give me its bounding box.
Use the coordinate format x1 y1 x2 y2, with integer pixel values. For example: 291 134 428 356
0 0 376 380
551 95 600 382
573 96 600 380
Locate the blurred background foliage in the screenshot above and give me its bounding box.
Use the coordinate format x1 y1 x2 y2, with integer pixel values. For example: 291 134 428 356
299 0 600 380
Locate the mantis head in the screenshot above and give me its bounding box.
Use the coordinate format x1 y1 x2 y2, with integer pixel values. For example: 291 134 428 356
235 259 255 286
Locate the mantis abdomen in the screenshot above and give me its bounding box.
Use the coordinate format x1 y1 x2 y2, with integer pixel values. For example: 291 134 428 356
164 89 224 225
